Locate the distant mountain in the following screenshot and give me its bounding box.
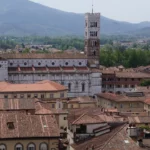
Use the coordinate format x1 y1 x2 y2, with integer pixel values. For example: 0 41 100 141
0 0 150 36
130 27 150 37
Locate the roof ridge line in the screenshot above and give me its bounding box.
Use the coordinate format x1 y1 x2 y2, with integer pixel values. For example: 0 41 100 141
101 123 127 150
72 113 86 125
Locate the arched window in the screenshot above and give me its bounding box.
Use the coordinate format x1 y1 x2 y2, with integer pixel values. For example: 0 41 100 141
40 143 48 150
52 62 55 66
79 62 82 65
15 143 23 150
82 83 85 92
65 62 68 66
68 83 71 92
0 144 6 150
93 51 96 56
27 143 35 150
95 41 97 46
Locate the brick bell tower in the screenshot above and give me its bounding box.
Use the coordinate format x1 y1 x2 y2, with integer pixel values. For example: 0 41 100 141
84 10 100 68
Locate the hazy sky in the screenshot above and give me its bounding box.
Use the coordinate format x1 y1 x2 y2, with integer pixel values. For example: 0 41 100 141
31 0 150 23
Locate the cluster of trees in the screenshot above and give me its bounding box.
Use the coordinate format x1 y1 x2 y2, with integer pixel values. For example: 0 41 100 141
43 37 84 50
0 38 16 49
0 36 115 51
100 44 150 68
1 36 150 69
140 80 150 86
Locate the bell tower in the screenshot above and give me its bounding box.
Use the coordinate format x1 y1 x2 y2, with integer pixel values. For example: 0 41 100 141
84 12 100 67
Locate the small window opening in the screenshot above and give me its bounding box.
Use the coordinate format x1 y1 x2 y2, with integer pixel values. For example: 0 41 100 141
7 122 14 130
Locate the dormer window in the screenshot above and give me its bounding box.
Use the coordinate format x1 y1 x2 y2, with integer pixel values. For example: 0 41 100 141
7 122 14 130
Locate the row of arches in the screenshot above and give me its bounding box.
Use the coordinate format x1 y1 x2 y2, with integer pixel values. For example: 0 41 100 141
9 60 85 67
68 83 85 92
0 143 48 150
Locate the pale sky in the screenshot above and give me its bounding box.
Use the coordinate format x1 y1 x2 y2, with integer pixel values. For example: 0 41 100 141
30 0 150 23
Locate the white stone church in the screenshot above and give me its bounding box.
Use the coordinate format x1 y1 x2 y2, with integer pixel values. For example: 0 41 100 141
0 12 102 97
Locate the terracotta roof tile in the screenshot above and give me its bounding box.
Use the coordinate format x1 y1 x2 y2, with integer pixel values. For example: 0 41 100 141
1 53 86 59
72 114 105 125
34 67 47 71
0 111 59 139
72 124 143 150
0 99 35 110
128 116 150 124
0 80 67 93
20 67 33 71
35 100 68 115
116 72 150 78
97 93 146 102
68 96 96 104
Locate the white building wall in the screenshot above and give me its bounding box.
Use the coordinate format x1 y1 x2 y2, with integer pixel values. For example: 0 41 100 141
8 59 88 67
86 123 107 133
90 72 102 95
6 57 102 97
85 13 100 40
0 60 8 81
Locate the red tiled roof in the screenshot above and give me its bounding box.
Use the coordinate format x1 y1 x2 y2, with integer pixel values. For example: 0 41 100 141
144 98 150 105
62 67 75 71
72 113 123 125
97 93 146 102
34 67 47 71
0 80 67 93
35 100 68 115
68 96 96 104
1 53 87 59
128 116 150 124
76 67 89 71
20 67 33 71
48 67 61 71
72 114 105 125
0 99 35 110
8 67 18 71
72 124 143 150
0 111 59 139
116 72 150 78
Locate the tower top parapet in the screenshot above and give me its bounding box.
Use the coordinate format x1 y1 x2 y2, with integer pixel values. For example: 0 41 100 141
85 13 100 16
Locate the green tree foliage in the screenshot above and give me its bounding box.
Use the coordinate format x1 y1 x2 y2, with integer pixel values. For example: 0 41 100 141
140 80 150 86
0 38 16 49
100 45 150 68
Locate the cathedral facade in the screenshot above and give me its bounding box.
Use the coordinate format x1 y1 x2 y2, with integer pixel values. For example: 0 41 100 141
0 12 101 97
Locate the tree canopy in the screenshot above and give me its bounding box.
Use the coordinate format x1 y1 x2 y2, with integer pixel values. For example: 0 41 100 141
100 44 150 68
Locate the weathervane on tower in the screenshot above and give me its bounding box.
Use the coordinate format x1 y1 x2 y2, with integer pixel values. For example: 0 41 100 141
92 0 94 13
